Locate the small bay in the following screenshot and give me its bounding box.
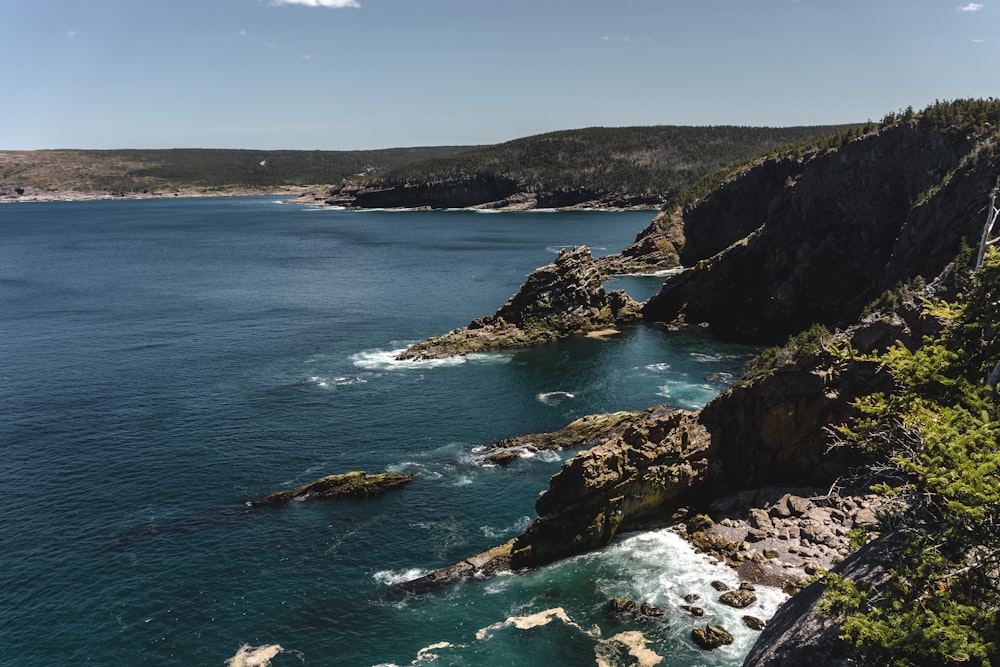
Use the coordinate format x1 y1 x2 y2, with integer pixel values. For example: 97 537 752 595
0 198 762 666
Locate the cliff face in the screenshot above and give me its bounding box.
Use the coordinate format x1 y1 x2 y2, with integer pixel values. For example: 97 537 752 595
506 318 897 571
326 174 523 209
601 124 996 343
325 175 663 210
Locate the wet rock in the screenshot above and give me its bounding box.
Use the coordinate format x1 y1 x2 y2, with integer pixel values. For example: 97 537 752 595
710 580 731 592
249 471 414 505
483 450 520 467
639 602 665 618
719 588 757 609
743 615 766 631
683 593 701 603
691 623 734 650
680 605 705 617
686 513 715 533
608 597 638 618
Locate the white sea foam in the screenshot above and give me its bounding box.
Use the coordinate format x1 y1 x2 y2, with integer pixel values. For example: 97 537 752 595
226 644 283 667
373 567 428 587
591 529 787 663
645 362 671 372
656 383 718 410
306 375 368 389
536 391 576 406
351 347 511 370
479 515 532 539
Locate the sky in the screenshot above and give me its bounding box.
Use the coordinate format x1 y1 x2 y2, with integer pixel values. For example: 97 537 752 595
1 0 996 150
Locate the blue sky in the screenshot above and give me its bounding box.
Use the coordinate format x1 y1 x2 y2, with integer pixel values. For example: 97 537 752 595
2 0 996 150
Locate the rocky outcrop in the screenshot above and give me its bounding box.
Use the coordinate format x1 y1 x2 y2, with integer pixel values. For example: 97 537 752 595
480 404 676 465
249 471 414 506
599 123 997 343
509 410 713 568
397 246 641 360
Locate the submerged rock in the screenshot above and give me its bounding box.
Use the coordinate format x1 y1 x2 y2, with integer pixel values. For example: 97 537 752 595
249 471 414 506
397 246 641 360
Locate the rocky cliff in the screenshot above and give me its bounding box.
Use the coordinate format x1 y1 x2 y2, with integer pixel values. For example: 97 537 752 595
324 174 664 210
397 246 641 360
389 102 1000 664
600 121 997 344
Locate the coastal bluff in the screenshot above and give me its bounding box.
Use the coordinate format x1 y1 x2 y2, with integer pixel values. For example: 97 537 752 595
388 103 1000 664
396 246 641 360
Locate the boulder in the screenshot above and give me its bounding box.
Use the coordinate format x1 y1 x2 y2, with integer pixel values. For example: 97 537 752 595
639 602 665 618
720 588 757 609
692 624 734 650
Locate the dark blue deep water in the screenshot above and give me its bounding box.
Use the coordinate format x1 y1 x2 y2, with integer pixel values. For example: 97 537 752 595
0 198 779 666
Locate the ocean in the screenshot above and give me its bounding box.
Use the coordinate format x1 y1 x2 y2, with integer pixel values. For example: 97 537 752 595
0 198 780 666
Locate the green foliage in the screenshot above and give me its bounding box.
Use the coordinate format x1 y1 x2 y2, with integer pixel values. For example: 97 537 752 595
862 277 926 317
880 98 1000 134
742 323 833 380
823 248 1000 666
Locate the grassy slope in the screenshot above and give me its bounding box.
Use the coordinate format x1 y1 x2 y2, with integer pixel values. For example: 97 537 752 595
0 146 476 195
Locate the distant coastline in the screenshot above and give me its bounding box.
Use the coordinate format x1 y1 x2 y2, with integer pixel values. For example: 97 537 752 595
0 186 317 204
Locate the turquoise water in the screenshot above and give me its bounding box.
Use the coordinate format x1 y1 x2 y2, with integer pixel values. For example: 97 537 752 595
0 199 771 666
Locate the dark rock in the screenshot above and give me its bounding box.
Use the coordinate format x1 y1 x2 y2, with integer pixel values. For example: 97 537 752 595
686 513 715 533
639 124 990 343
683 593 701 603
692 623 734 650
680 605 705 617
397 246 641 360
388 541 514 596
743 615 767 631
639 602 665 618
249 471 414 506
710 580 731 592
720 588 757 608
483 450 520 467
608 597 638 618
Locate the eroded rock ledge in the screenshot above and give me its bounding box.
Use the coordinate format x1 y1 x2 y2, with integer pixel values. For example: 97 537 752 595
397 246 641 360
249 471 414 506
